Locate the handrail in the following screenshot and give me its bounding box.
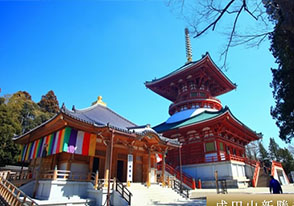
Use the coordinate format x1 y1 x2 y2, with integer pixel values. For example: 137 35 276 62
173 153 257 166
0 176 39 206
172 179 189 199
40 170 90 181
158 163 196 189
115 179 132 205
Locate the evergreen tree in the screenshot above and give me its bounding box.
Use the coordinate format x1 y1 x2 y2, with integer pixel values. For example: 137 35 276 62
277 148 294 174
38 90 59 114
0 90 60 166
268 137 280 161
258 141 269 162
0 97 21 166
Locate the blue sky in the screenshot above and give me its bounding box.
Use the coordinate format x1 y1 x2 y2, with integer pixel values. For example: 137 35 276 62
0 1 289 148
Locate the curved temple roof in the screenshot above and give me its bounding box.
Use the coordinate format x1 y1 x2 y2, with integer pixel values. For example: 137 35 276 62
153 106 261 142
14 101 180 147
62 103 137 130
145 53 236 101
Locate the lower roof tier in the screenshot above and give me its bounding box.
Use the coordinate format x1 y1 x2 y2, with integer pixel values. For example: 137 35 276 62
153 106 261 143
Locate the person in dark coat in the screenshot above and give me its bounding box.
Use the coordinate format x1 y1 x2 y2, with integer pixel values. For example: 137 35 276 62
269 175 283 194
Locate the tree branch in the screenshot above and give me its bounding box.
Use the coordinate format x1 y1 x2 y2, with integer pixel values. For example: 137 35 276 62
220 4 244 69
194 0 236 38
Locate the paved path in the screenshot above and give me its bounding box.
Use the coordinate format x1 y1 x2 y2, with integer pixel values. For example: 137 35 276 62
190 184 294 199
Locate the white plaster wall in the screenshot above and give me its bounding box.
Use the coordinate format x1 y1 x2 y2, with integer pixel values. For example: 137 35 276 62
19 180 35 197
274 167 290 185
182 161 248 182
88 189 103 206
110 191 128 206
182 161 233 181
245 164 255 179
36 180 93 200
20 180 103 206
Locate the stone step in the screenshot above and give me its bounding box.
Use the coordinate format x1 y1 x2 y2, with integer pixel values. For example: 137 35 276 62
127 183 198 206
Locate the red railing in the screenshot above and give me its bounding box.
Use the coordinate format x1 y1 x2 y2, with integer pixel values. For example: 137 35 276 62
174 153 256 165
157 163 196 189
251 161 260 187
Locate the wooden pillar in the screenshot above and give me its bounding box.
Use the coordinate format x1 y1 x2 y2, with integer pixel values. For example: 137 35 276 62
215 139 220 161
179 146 183 189
51 154 57 170
89 156 94 174
32 158 37 178
161 151 166 187
88 156 94 181
147 150 151 188
104 141 110 187
66 153 72 171
106 131 114 206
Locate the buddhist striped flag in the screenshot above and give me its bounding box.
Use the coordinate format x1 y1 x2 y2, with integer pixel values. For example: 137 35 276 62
19 127 97 161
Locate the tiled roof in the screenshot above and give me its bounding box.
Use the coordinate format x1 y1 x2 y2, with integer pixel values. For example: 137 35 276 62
145 52 235 87
14 102 180 146
153 106 260 141
153 107 227 133
62 104 180 146
62 103 137 130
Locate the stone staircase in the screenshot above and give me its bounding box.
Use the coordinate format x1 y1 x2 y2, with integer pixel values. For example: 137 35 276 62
128 183 206 206
256 168 270 187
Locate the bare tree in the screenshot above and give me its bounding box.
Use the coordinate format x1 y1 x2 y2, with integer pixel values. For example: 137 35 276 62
167 0 274 69
246 140 259 160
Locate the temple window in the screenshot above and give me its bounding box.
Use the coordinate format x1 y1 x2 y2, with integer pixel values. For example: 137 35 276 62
200 92 206 97
226 146 230 154
205 142 216 152
190 92 197 97
219 142 224 151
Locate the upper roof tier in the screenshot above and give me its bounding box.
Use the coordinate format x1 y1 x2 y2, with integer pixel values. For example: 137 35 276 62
145 53 236 102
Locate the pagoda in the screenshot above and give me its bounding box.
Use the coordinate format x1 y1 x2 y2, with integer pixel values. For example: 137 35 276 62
145 29 261 188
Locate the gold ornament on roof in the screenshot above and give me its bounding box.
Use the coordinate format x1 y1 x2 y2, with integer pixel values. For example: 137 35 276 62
185 28 192 63
92 96 107 106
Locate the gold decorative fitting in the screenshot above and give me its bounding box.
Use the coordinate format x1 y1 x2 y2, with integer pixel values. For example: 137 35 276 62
96 96 107 107
185 28 193 63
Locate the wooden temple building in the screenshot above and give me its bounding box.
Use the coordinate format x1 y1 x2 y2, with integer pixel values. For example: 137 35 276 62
13 96 179 202
145 29 262 188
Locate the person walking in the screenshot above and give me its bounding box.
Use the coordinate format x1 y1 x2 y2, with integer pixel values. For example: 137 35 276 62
269 175 283 194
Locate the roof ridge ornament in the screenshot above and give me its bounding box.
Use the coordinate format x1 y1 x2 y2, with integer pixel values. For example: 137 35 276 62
97 96 107 107
92 96 107 107
185 28 192 64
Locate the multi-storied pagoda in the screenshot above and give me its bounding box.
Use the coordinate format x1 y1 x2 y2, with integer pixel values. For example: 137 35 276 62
145 29 261 188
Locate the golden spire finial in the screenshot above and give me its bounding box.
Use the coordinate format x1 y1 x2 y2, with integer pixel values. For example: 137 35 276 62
92 96 107 106
185 28 192 63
